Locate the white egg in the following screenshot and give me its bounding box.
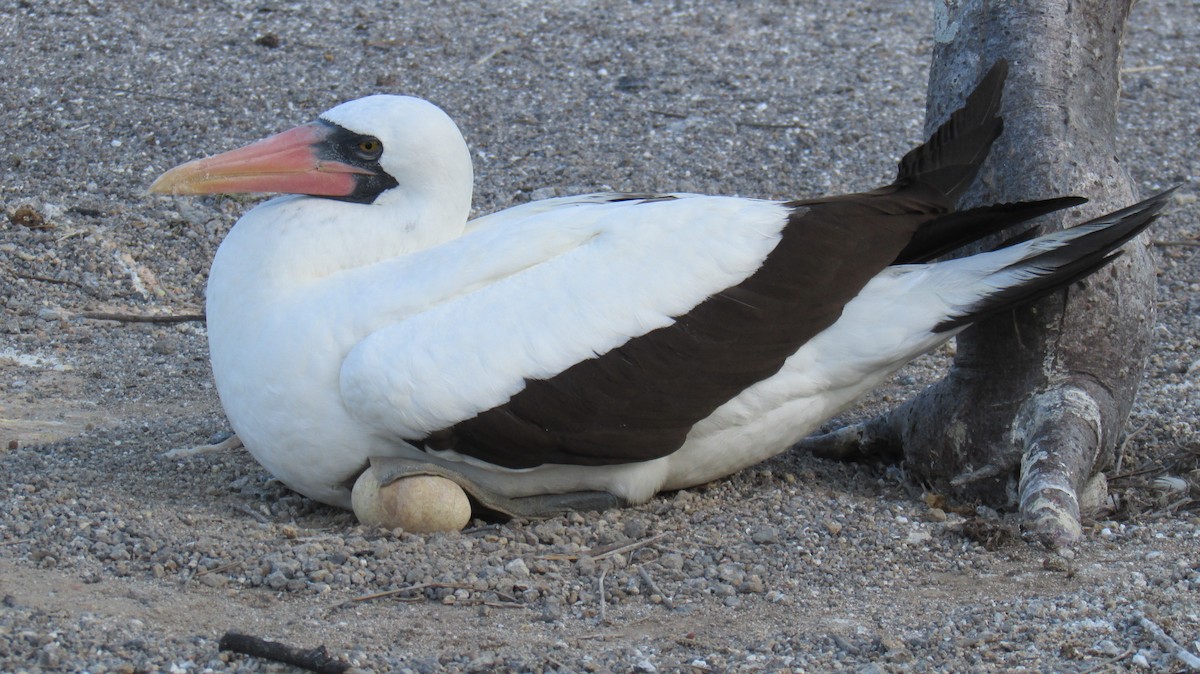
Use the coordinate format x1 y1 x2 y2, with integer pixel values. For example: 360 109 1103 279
351 470 472 532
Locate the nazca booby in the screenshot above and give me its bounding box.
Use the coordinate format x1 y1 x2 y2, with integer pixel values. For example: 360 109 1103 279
151 62 1169 526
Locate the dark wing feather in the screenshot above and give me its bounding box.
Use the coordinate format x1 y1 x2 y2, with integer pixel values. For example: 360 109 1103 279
423 194 945 468
418 62 1021 468
893 196 1086 264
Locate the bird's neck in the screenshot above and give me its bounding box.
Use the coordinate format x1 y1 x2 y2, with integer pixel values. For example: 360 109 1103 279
213 186 472 290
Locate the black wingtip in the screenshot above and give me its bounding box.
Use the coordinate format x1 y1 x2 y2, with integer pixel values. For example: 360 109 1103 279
932 187 1175 332
896 60 1010 204
894 194 1088 264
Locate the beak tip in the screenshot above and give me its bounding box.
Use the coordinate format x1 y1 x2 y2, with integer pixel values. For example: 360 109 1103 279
147 166 195 196
148 168 175 194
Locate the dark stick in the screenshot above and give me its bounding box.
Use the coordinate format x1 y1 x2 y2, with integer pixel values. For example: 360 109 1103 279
92 85 217 109
218 632 352 674
12 272 84 288
80 311 206 323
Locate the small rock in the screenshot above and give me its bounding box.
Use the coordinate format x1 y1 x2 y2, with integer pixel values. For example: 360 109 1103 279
658 553 684 571
198 573 226 589
150 337 177 355
615 75 649 92
717 563 744 585
623 516 649 539
540 598 564 622
975 505 1001 521
634 657 657 672
575 555 597 575
905 530 932 545
505 558 530 578
37 643 62 669
207 430 235 445
751 526 779 544
881 635 910 661
11 204 50 229
739 574 765 594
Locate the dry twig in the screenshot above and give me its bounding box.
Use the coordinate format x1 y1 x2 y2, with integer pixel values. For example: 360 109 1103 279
94 85 216 109
1113 421 1151 476
1077 647 1133 674
1138 614 1200 670
235 504 271 524
736 120 807 130
597 567 608 624
592 532 668 561
535 531 668 562
11 272 83 288
637 565 674 609
576 632 623 641
650 109 688 119
339 582 476 607
80 311 206 324
482 601 525 609
1120 64 1166 74
474 44 513 67
193 560 243 579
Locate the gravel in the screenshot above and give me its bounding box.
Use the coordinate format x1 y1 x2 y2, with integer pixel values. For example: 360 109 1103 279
2 0 1198 672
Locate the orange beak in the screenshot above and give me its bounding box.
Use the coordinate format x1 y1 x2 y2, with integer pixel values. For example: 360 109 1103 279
149 122 375 197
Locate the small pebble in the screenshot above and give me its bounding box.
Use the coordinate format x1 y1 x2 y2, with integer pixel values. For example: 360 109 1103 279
751 526 779 544
505 558 530 578
623 517 649 539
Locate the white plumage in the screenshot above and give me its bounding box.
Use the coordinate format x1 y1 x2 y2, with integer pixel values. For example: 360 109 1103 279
151 66 1167 519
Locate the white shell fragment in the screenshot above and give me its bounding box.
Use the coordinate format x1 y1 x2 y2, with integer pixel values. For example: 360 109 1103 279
351 470 472 532
1152 476 1189 494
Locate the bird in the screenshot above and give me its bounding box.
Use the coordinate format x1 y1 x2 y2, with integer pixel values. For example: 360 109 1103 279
150 61 1170 528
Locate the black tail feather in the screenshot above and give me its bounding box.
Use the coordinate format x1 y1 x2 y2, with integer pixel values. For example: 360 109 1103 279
932 188 1176 332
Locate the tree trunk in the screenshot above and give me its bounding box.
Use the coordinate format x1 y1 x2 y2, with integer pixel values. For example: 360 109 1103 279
805 0 1153 548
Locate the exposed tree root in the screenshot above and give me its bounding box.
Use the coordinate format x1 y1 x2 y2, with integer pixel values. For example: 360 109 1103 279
796 0 1154 551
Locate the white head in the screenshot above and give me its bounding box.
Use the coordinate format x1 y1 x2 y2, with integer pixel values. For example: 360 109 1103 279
320 96 472 209
150 94 475 230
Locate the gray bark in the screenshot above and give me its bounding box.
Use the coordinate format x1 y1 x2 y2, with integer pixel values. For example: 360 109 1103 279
805 0 1153 548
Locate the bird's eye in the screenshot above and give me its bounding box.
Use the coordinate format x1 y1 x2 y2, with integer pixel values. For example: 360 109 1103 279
355 137 382 159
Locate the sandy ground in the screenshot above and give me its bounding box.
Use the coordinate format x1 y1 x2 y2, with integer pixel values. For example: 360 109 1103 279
2 1 1198 672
